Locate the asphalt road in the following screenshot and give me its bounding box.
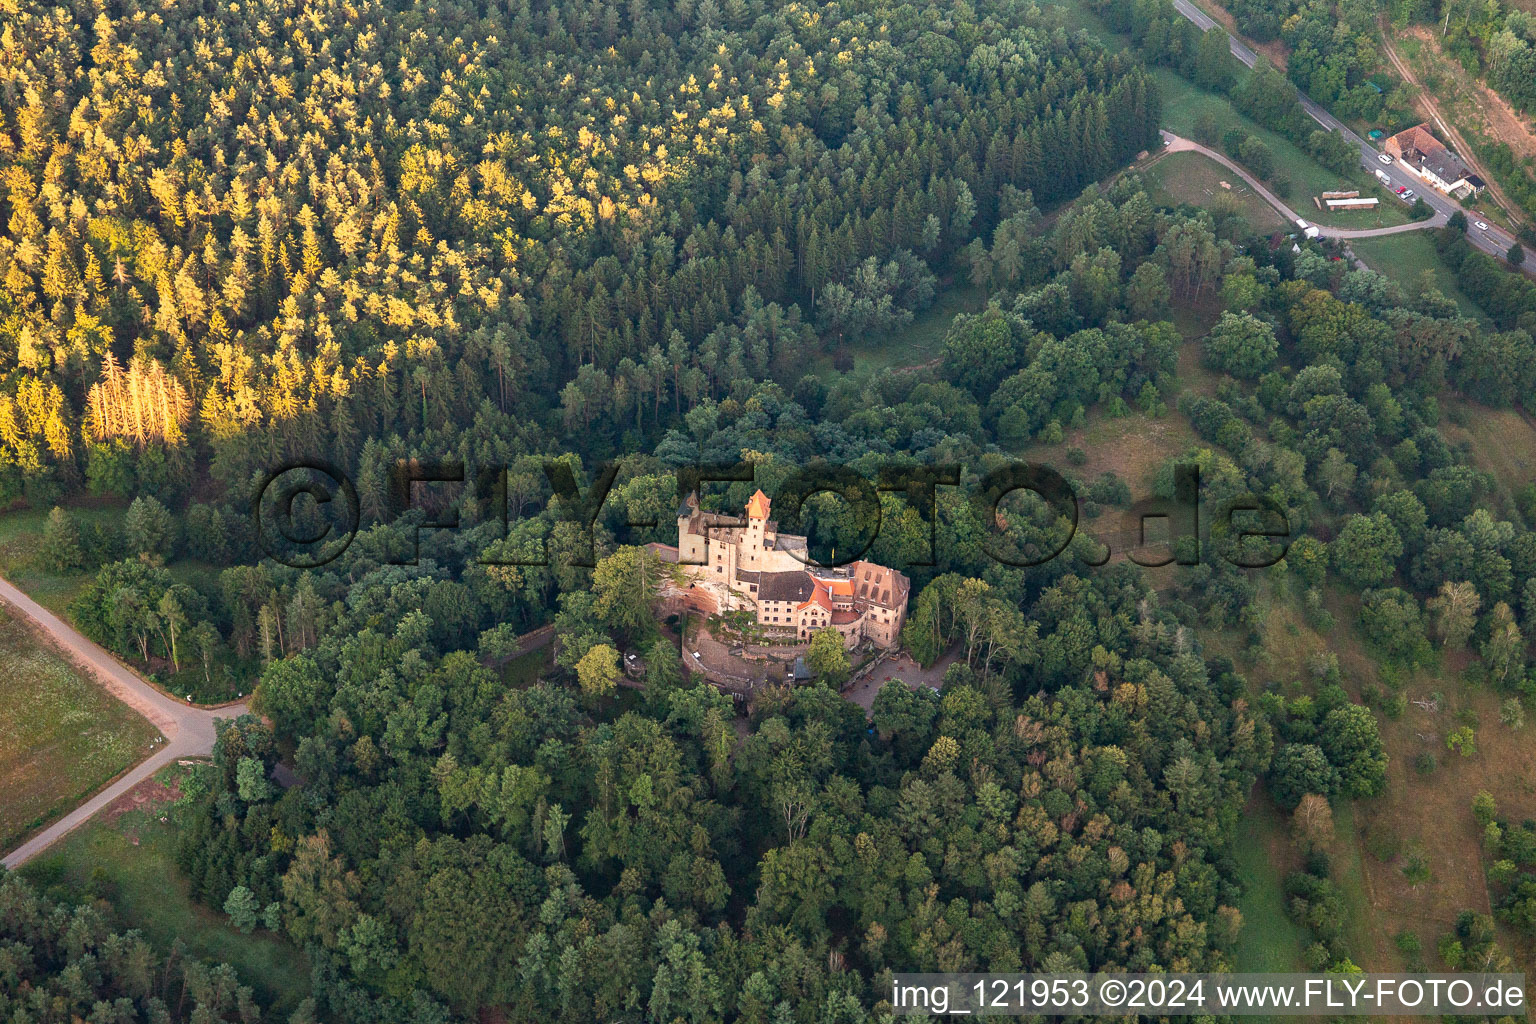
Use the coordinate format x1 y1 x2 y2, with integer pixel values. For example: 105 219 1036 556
1169 0 1521 264
0 576 247 870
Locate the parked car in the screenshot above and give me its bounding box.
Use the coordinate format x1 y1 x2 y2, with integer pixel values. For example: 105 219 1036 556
1394 186 1407 194
1474 220 1490 231
1378 152 1393 165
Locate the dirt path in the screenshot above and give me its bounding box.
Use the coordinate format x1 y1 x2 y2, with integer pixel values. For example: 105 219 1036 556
1379 24 1528 228
0 575 247 870
1401 25 1536 167
1160 132 1448 236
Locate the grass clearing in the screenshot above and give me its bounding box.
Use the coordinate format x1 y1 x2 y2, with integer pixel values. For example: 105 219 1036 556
1326 799 1381 965
1143 150 1288 232
1231 795 1311 979
808 283 986 380
0 499 128 615
1174 330 1228 402
0 605 160 852
1153 69 1413 230
1208 580 1535 971
1026 408 1204 497
1015 392 1200 584
1038 0 1129 49
1020 407 1198 497
20 766 311 1016
1348 232 1489 323
1439 397 1536 522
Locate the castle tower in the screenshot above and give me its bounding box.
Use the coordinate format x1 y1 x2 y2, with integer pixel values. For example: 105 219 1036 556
677 491 706 564
744 489 770 567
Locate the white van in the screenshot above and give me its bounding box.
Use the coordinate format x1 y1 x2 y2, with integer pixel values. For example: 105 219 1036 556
1375 168 1392 185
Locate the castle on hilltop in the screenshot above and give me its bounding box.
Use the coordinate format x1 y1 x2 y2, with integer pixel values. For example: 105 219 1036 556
648 490 909 649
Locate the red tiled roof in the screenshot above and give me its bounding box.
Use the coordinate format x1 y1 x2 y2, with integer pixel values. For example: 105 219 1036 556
847 560 910 608
797 579 832 612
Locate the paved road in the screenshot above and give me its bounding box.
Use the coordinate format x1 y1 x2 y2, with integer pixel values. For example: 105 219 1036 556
1170 0 1523 264
0 576 247 870
1161 131 1448 236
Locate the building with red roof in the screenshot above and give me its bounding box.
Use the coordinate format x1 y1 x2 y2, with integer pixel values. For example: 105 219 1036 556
659 491 910 648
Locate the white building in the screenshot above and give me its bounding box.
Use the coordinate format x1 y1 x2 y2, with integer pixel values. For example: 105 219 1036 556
649 490 909 648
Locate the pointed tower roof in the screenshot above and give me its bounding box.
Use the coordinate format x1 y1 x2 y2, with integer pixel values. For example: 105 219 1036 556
745 489 771 520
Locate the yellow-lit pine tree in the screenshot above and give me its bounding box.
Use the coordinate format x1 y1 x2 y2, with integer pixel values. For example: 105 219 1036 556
0 378 72 470
85 354 191 446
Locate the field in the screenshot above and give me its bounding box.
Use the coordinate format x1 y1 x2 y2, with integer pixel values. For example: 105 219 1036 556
1153 69 1413 229
0 605 159 852
1347 232 1489 322
20 767 312 1015
1143 150 1288 232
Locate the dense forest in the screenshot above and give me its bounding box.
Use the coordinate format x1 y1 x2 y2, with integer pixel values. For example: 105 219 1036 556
102 171 1536 1021
0 871 269 1023
0 0 1158 504
5 0 1536 1020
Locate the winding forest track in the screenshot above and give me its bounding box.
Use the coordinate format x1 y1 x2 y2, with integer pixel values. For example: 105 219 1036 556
0 576 247 870
1158 132 1448 236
